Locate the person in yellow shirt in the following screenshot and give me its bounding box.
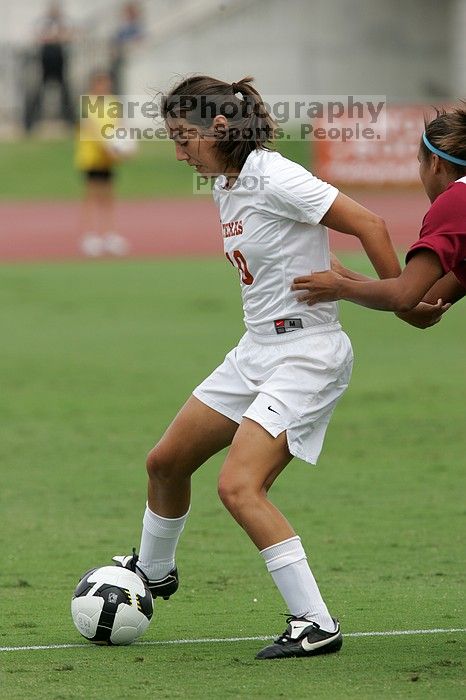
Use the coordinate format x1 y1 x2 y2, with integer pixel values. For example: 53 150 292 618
76 70 131 256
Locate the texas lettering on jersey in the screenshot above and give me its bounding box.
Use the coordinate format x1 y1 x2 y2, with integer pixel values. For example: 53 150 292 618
222 219 244 238
226 249 254 285
213 150 340 335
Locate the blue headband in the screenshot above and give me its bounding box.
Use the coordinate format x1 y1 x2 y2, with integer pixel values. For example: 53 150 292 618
422 132 466 167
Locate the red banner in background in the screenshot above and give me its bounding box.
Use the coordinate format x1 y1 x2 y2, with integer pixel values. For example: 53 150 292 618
314 105 430 187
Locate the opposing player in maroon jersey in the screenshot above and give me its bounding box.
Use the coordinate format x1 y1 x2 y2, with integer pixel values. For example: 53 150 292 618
292 106 466 326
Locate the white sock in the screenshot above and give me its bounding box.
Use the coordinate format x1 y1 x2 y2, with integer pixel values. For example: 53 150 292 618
260 535 336 632
137 505 190 580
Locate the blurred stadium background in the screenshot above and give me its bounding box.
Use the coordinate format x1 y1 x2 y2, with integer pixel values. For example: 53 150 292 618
0 0 465 259
1 0 466 125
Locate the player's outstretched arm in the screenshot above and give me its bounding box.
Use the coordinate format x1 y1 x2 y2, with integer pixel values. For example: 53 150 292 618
292 250 446 312
419 270 466 306
395 270 465 329
321 193 401 280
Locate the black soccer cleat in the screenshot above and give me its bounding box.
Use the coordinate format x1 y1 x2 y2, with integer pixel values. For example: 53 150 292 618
255 616 342 660
112 548 179 600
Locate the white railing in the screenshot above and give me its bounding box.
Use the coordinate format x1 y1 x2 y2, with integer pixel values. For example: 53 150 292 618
142 0 255 48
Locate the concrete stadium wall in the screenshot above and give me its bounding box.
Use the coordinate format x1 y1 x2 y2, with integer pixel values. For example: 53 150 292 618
126 0 460 101
0 0 463 132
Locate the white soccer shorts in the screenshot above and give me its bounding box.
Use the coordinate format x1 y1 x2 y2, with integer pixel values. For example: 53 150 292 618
193 323 353 464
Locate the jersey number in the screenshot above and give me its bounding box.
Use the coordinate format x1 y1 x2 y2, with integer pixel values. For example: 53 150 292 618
226 250 254 285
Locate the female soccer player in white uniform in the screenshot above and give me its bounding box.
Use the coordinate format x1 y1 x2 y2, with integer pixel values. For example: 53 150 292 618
114 76 401 659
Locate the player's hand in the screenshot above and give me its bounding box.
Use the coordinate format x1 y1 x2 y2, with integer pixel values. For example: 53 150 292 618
291 270 343 304
330 253 346 276
395 298 451 329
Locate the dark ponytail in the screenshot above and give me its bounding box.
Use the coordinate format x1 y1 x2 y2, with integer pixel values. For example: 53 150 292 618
422 104 466 176
161 75 276 171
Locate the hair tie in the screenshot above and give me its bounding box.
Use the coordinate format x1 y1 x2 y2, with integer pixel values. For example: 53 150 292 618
422 132 466 167
231 82 241 94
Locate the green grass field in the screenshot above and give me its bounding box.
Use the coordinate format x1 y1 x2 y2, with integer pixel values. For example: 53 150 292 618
0 137 311 201
0 257 464 699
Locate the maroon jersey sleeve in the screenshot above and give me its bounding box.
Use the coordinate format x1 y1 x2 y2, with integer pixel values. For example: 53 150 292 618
406 181 466 288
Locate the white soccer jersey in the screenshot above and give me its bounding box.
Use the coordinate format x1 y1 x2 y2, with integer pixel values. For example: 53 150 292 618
212 149 339 336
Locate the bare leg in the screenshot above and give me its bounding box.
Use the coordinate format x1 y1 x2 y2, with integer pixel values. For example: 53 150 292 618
80 180 114 235
217 417 293 549
218 418 337 635
95 179 115 235
80 180 96 235
146 395 239 518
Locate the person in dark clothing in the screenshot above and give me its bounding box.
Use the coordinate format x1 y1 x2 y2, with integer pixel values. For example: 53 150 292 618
109 1 144 96
24 1 75 132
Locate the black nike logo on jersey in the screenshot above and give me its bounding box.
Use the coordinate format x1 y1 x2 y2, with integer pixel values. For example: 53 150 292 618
268 406 279 414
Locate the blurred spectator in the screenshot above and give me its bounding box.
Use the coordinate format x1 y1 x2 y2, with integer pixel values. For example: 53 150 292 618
24 0 75 133
110 1 144 95
76 70 135 257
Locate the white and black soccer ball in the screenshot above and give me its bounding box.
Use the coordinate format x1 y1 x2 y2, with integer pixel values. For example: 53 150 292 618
71 566 153 645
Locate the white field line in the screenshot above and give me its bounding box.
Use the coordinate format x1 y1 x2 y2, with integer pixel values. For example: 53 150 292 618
0 627 465 653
